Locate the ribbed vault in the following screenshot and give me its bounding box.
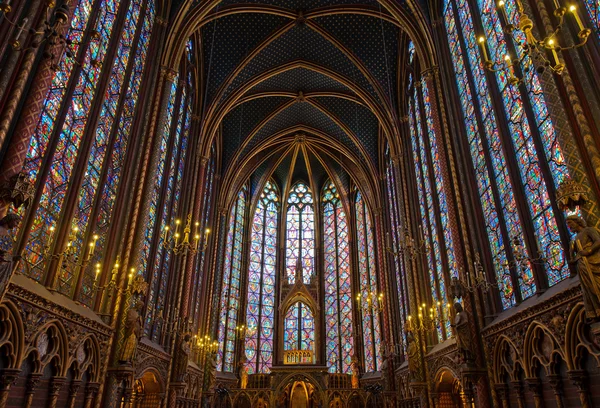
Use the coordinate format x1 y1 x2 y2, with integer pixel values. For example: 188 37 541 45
163 0 436 209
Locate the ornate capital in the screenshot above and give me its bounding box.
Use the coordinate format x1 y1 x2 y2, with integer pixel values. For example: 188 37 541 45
567 370 588 392
0 369 20 390
421 66 439 80
525 378 542 397
200 156 210 168
191 114 201 122
25 373 42 394
85 382 101 398
161 66 178 82
49 377 67 396
556 179 588 211
0 172 34 210
155 17 168 27
391 155 401 164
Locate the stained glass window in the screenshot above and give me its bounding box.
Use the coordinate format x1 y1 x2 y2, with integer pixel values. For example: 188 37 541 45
217 188 247 372
442 0 571 306
285 182 315 284
322 181 353 373
284 301 315 353
355 191 382 372
16 0 156 294
384 153 409 341
244 181 278 374
408 73 451 339
585 0 599 38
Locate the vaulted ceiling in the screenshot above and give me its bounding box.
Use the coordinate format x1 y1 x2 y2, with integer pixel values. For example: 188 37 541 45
179 0 425 207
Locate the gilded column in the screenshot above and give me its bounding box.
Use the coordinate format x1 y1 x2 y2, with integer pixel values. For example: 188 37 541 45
67 379 81 408
22 373 42 408
83 382 100 408
0 0 74 218
568 370 591 408
47 376 66 408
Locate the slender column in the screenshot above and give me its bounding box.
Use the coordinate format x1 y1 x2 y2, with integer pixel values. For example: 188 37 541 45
0 368 20 408
22 373 42 408
47 376 66 408
83 382 100 408
525 378 543 408
546 374 564 408
67 379 81 408
495 384 510 408
0 0 72 179
568 370 591 408
511 380 526 408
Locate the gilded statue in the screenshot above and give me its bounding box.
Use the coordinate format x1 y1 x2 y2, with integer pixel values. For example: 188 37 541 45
567 215 600 321
119 301 143 365
350 354 360 389
451 302 474 363
238 355 248 389
174 333 192 382
0 213 20 298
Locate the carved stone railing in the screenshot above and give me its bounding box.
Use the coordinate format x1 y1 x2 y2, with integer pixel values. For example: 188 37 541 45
283 349 313 365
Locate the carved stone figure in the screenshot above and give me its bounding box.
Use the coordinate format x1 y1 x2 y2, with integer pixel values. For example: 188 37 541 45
350 354 360 389
238 355 248 389
452 302 474 363
174 333 192 382
207 350 217 389
567 215 600 321
119 301 143 365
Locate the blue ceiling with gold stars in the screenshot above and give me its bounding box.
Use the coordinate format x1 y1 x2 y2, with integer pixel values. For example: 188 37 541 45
193 0 412 193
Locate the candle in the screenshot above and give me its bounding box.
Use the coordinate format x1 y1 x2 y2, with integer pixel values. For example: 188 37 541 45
47 225 55 245
11 18 28 49
497 1 509 22
478 36 489 63
128 268 135 286
568 5 585 32
553 0 561 9
547 38 560 66
386 232 391 248
94 263 101 281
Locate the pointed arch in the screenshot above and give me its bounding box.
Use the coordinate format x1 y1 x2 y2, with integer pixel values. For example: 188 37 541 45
285 182 315 285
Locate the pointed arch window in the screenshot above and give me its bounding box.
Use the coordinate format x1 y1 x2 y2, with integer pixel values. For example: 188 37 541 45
285 182 315 284
322 181 353 373
406 42 452 340
244 180 279 374
384 150 408 340
355 191 382 372
284 301 315 352
18 0 155 292
217 188 247 372
443 0 570 308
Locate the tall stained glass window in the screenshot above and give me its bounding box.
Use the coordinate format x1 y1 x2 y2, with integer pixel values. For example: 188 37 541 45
244 181 279 374
443 0 570 307
322 181 353 373
355 191 382 372
285 183 315 284
384 151 408 339
140 49 194 339
585 0 599 38
284 301 315 353
217 188 247 372
406 43 451 339
15 0 155 294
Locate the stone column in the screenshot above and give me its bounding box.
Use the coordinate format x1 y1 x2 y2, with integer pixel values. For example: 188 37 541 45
0 368 20 408
22 373 42 408
83 382 100 408
48 376 67 408
510 380 526 408
67 379 82 408
494 384 510 408
547 374 564 408
568 370 591 408
525 378 543 408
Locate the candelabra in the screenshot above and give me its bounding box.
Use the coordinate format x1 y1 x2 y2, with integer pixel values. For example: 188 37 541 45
386 223 428 260
355 291 384 313
450 254 495 299
405 302 449 335
477 0 590 79
163 214 209 255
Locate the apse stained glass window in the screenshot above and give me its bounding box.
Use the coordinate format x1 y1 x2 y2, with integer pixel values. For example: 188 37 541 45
385 155 409 336
217 188 247 372
16 0 155 293
443 0 571 304
322 181 353 373
284 301 315 353
285 183 315 284
244 181 279 374
355 191 382 372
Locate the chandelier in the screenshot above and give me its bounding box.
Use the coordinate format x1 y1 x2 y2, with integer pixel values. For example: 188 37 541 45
163 214 209 255
386 222 428 260
405 302 449 335
356 291 384 313
478 0 590 79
